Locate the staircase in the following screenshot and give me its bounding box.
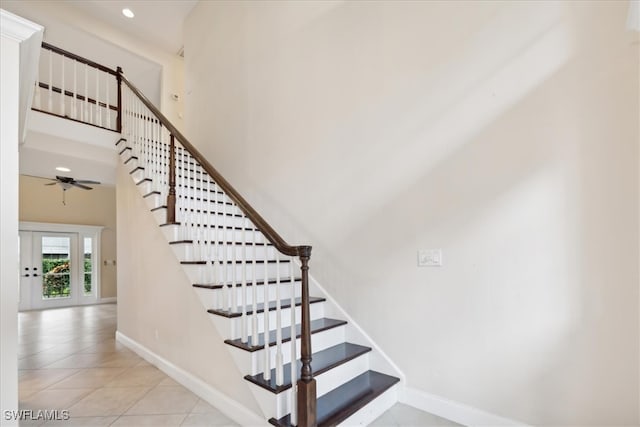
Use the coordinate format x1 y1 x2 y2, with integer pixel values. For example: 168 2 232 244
34 42 402 426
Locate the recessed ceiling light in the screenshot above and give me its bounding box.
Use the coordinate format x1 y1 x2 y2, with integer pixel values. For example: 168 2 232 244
122 8 135 18
55 166 71 172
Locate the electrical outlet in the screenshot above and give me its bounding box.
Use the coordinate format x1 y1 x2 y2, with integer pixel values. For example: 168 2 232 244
418 249 442 267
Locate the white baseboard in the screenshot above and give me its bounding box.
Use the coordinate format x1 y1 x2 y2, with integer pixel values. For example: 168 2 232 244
115 331 267 427
98 297 117 304
400 386 529 427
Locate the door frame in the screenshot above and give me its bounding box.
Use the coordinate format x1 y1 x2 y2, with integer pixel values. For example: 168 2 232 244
19 222 103 310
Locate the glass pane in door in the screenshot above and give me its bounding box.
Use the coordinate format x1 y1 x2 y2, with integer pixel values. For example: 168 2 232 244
84 237 93 295
41 236 71 299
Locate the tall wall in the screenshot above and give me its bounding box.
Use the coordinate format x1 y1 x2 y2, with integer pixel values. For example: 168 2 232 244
19 175 117 298
115 163 261 416
184 1 640 425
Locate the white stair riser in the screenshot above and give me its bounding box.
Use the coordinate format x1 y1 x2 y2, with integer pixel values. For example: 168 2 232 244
170 243 277 263
160 224 269 245
253 352 371 420
227 325 346 376
193 284 299 312
229 302 325 341
181 262 295 285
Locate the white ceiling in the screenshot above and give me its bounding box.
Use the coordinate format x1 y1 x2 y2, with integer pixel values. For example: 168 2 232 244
63 0 197 55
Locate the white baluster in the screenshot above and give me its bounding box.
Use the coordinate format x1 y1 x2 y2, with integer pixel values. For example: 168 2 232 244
290 259 298 425
275 251 284 386
60 55 65 116
96 67 101 127
221 185 229 312
34 80 41 110
241 214 248 343
231 201 238 317
72 59 77 119
263 244 271 381
84 63 89 123
251 227 259 347
48 49 53 112
106 72 111 129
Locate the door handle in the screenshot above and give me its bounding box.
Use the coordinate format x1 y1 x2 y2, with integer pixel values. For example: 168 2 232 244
21 274 30 277
32 274 40 277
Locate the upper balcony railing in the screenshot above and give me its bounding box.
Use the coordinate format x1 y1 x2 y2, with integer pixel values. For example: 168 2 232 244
33 42 120 132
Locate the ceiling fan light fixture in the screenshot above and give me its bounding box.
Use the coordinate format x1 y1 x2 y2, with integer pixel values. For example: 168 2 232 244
55 166 71 172
122 8 135 19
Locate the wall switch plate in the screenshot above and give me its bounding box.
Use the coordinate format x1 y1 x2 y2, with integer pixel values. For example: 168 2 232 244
418 249 442 267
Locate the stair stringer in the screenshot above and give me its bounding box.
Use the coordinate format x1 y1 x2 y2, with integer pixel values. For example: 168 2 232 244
118 140 404 425
117 149 273 424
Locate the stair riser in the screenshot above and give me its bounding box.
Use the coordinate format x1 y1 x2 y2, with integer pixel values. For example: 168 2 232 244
181 262 295 288
207 302 325 343
170 243 277 263
160 224 270 246
194 284 300 308
226 325 346 376
251 353 371 420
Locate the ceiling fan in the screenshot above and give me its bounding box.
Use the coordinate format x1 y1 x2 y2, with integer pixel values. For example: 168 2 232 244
42 175 101 205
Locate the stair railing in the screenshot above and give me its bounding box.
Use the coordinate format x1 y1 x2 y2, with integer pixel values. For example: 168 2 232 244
33 42 120 132
119 72 317 426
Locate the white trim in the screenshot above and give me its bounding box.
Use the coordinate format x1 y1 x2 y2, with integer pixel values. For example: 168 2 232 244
0 9 43 42
115 331 267 427
19 221 104 234
304 262 406 383
400 386 530 427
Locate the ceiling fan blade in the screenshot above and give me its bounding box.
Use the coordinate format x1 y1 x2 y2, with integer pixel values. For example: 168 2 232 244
71 183 93 190
22 174 57 181
74 180 101 185
44 182 58 186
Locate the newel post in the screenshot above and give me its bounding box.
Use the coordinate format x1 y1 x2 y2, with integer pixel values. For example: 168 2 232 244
297 246 317 427
116 66 123 133
167 134 177 223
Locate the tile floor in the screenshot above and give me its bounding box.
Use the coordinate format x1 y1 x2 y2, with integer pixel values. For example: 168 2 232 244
17 304 461 426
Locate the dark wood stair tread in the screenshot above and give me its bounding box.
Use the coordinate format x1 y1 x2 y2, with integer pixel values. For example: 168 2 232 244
246 343 371 394
225 318 347 352
208 296 325 318
269 371 400 427
193 277 300 289
181 259 290 265
171 239 272 247
153 205 246 218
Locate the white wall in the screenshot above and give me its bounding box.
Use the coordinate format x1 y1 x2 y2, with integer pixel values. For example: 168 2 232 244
0 9 43 424
184 1 640 425
115 163 262 418
1 0 184 129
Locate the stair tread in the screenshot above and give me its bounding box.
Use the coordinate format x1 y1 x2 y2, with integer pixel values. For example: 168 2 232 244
245 343 371 394
225 317 347 352
208 296 325 318
193 277 300 289
171 239 272 246
269 370 400 427
180 259 290 265
153 205 245 218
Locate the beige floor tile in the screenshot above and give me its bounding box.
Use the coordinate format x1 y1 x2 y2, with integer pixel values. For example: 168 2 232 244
189 399 220 414
44 415 118 426
98 353 143 369
20 388 94 411
111 414 187 426
41 353 115 369
48 368 128 389
157 377 180 387
19 353 71 370
125 386 198 415
68 386 151 417
180 413 239 427
18 369 80 390
370 403 463 427
105 366 167 388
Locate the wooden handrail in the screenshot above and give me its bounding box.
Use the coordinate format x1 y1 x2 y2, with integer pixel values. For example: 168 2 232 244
119 72 311 259
42 42 118 76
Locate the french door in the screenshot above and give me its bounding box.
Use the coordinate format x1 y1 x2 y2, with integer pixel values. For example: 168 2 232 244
19 230 98 310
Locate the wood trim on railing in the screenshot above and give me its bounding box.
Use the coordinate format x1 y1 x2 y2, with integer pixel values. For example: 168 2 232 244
42 42 118 76
37 82 118 111
119 72 311 258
